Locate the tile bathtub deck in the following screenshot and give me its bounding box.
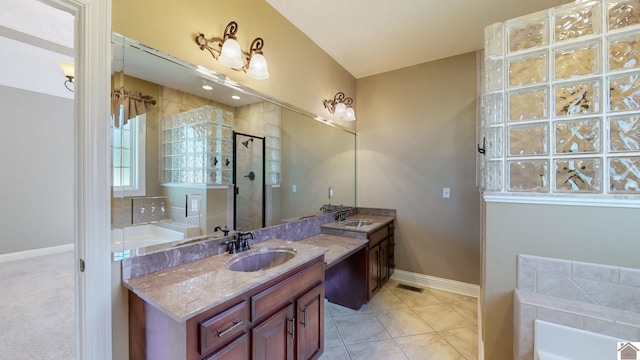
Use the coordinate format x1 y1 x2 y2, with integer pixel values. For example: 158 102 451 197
322 280 479 360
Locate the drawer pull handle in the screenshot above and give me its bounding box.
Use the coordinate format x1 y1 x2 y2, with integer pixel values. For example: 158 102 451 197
288 317 295 339
301 308 307 328
217 320 243 338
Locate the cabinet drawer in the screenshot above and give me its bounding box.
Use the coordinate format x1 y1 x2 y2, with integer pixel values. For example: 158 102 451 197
251 261 324 322
199 300 249 355
203 333 249 360
368 226 388 246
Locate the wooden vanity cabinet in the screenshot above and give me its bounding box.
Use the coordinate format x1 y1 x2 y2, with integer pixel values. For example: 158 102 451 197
129 256 325 360
252 304 295 360
295 283 324 360
367 222 395 299
251 283 323 360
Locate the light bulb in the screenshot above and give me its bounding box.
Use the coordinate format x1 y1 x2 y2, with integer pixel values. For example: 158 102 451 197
344 107 356 121
334 102 347 117
218 38 244 69
246 53 269 80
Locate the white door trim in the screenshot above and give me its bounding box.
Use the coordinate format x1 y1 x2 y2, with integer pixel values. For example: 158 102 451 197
40 0 113 359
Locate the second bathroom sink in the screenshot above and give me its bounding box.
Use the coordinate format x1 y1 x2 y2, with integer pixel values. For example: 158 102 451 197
342 219 374 227
225 247 297 272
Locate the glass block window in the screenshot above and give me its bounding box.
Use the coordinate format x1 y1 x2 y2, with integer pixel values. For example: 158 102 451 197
481 0 640 196
160 105 233 185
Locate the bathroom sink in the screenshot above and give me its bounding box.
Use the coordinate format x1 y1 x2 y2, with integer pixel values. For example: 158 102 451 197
342 219 374 227
225 247 297 272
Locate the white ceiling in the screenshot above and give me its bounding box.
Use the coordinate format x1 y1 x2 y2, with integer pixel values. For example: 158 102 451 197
265 0 574 78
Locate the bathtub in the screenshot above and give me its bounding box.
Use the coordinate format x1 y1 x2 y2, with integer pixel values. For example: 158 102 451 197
111 224 185 259
534 319 626 360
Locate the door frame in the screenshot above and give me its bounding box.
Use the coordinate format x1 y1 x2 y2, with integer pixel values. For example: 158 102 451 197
41 0 113 358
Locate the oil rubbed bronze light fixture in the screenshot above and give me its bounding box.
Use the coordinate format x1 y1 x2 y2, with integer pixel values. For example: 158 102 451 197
195 21 269 80
323 92 356 121
59 61 74 92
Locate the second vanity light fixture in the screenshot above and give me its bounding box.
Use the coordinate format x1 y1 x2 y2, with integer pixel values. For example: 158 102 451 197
195 21 270 80
323 92 356 121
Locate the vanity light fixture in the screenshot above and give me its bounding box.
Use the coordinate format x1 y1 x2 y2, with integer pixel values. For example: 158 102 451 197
59 61 74 92
195 21 270 80
323 92 356 121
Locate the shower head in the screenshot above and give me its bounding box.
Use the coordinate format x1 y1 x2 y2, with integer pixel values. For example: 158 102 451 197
241 138 253 148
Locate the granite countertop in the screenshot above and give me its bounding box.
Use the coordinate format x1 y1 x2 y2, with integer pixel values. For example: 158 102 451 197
320 214 394 235
123 238 328 323
298 234 368 268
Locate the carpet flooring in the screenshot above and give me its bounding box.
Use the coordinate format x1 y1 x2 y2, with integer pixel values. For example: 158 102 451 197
0 250 76 360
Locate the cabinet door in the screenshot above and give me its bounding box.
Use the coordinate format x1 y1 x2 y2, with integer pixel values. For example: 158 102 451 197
380 239 390 282
203 333 249 360
252 304 295 360
296 284 324 360
388 233 395 277
368 245 380 297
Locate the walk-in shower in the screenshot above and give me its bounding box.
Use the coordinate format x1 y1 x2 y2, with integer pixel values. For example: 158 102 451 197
233 132 265 230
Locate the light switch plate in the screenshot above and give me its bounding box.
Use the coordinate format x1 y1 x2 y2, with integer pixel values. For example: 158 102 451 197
443 187 451 199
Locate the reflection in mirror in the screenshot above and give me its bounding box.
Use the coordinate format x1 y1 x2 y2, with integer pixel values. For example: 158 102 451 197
110 33 356 259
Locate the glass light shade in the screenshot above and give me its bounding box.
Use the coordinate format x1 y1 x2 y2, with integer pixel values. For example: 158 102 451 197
334 102 347 117
246 53 270 80
218 38 244 69
59 61 74 79
344 107 356 121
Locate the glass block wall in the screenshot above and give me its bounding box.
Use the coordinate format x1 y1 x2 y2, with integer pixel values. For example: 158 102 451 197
481 0 640 196
160 105 234 185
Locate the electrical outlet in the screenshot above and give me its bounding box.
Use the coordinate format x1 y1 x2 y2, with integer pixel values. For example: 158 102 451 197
292 184 297 193
443 187 451 199
328 187 334 199
186 194 201 217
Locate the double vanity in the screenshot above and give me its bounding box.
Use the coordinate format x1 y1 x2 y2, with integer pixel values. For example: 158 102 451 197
122 208 395 360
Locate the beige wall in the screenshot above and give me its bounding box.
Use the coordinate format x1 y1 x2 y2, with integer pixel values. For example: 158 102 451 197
280 109 356 219
356 52 481 285
484 201 640 359
112 0 356 130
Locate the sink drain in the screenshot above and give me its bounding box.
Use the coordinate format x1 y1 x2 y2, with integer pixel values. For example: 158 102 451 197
396 283 424 293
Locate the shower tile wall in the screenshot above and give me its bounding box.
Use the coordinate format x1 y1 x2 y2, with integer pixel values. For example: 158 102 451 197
235 101 282 186
481 0 640 195
235 101 282 229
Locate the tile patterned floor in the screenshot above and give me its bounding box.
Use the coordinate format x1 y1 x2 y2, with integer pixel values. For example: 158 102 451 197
321 280 478 360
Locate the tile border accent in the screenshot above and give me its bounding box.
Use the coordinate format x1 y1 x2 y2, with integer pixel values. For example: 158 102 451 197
390 269 480 298
0 243 74 263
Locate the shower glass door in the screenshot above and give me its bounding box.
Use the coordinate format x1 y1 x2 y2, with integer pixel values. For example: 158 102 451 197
233 132 265 230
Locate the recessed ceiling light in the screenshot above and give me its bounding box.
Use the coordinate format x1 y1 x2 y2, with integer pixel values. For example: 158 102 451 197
202 84 213 91
232 95 241 100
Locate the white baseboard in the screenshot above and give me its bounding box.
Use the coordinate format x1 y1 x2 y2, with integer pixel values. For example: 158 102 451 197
390 269 480 298
0 243 74 263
